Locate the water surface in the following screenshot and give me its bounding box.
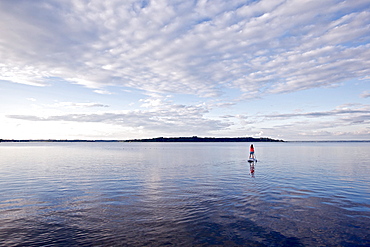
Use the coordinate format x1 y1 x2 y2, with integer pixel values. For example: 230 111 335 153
0 142 369 246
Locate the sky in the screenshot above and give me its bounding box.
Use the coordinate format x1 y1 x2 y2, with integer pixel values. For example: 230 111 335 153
1 0 369 141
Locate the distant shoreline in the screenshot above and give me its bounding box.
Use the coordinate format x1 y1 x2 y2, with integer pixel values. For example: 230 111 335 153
0 136 284 143
1 137 369 143
125 136 284 142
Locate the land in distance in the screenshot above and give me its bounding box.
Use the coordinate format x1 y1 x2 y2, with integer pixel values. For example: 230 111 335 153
1 136 284 142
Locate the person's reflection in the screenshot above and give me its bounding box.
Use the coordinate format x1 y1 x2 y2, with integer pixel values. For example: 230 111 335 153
249 162 255 177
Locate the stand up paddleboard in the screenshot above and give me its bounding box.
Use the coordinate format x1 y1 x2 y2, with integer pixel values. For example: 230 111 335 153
248 158 257 163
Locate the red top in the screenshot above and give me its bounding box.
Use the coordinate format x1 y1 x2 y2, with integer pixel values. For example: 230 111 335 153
250 146 254 152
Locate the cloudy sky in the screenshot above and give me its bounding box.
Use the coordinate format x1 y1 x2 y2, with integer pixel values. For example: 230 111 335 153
1 0 369 141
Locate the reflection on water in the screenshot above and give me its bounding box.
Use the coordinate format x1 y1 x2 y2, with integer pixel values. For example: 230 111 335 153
0 142 369 246
249 162 255 177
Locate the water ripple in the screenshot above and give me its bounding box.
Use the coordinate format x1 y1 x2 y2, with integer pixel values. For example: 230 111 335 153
0 142 369 246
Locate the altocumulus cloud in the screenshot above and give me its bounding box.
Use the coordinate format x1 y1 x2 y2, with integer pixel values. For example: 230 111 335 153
0 0 369 97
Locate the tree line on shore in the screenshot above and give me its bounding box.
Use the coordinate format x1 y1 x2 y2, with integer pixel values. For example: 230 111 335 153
125 136 284 142
1 136 284 142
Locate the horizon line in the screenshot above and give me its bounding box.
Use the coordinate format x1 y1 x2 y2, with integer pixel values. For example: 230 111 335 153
1 138 370 143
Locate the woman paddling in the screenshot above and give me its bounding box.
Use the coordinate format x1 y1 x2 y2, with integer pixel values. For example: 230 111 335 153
249 144 255 159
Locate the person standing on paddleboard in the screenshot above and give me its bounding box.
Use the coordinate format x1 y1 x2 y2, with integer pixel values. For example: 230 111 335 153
249 144 255 159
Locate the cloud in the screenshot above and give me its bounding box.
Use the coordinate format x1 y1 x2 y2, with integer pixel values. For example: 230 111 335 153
360 91 370 98
7 95 231 134
51 102 109 108
7 111 230 134
6 101 370 140
93 89 114 95
0 0 369 97
263 107 370 120
252 104 370 140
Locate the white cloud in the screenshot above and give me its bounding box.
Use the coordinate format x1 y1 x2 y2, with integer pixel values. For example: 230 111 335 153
7 101 369 140
263 107 370 121
253 104 370 140
93 89 114 95
0 0 369 98
51 102 109 108
7 94 231 135
360 91 370 98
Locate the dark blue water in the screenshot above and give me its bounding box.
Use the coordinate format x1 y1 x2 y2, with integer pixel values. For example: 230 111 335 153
0 142 369 246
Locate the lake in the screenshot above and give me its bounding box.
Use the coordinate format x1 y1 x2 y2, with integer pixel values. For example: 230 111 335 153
0 142 369 246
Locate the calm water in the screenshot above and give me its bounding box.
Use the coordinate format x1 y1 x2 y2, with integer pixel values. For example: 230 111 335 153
0 142 369 246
